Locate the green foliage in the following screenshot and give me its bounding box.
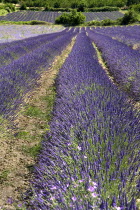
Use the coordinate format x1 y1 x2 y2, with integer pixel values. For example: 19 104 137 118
33 0 44 7
2 0 128 9
0 3 15 12
22 144 41 157
131 3 140 12
44 3 50 11
77 0 87 12
3 0 18 3
0 20 52 25
86 6 119 12
0 170 9 184
54 2 60 8
86 19 117 26
101 18 117 25
71 2 79 9
44 7 72 12
0 9 8 16
16 131 30 140
25 105 43 117
20 3 27 10
5 3 15 12
55 9 86 25
118 10 138 24
127 0 140 6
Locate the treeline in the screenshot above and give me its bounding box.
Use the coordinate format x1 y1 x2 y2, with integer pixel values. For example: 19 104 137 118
1 0 140 8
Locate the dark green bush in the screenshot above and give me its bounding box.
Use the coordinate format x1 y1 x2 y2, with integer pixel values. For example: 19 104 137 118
55 13 70 24
77 1 87 12
55 9 86 25
71 3 79 9
54 2 60 8
20 3 27 10
127 0 140 6
44 4 50 11
118 10 138 24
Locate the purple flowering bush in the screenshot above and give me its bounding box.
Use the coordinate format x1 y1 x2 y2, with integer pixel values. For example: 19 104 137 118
25 32 139 209
0 28 76 119
87 28 140 101
92 25 140 50
0 28 69 67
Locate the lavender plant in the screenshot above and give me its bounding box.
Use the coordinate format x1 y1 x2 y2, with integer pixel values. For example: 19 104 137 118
0 28 76 119
92 25 140 51
87 28 140 101
25 32 139 209
0 29 69 67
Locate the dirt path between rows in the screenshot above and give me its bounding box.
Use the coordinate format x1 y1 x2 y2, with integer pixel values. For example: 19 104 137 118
0 36 76 209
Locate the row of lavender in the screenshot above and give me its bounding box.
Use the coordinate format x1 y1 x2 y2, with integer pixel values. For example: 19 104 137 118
87 28 140 101
0 28 71 67
92 25 140 51
25 32 140 209
0 28 78 119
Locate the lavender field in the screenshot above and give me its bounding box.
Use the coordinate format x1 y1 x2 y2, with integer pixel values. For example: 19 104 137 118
0 26 139 209
0 11 124 23
0 25 64 43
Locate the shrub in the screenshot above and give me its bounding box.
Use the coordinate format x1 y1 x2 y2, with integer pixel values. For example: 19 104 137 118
101 19 116 26
86 19 117 26
55 9 86 25
54 2 60 8
44 3 50 11
20 3 27 10
86 20 102 26
55 12 70 24
131 3 140 12
77 1 87 12
71 2 79 9
127 0 140 6
5 3 15 12
118 10 138 24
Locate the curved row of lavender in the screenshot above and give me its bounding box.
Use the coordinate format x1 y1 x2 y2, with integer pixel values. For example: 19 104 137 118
25 32 140 209
0 28 78 119
87 28 140 101
91 25 140 51
0 28 69 67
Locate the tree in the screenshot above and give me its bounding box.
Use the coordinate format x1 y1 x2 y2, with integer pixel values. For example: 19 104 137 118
77 0 87 12
119 10 138 24
127 0 140 6
55 9 86 25
54 2 60 8
20 2 27 10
